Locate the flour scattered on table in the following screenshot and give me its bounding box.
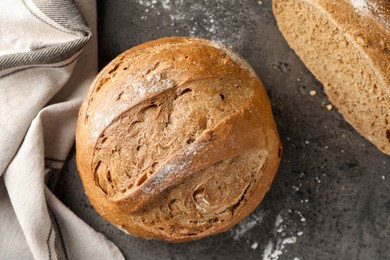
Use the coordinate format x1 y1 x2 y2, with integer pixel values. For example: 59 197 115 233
275 214 283 228
135 0 260 49
251 242 259 249
295 210 306 223
263 236 297 260
262 211 304 260
231 211 264 240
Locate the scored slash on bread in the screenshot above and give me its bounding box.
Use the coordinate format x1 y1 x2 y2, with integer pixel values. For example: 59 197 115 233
76 37 282 241
273 0 390 155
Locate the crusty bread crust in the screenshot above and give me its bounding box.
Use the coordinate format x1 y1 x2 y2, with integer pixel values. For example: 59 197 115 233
76 37 282 241
273 0 390 155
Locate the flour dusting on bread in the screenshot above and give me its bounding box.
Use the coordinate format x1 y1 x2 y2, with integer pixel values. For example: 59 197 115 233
350 0 368 10
350 0 390 29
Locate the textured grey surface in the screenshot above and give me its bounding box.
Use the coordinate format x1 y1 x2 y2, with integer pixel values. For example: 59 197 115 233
55 0 390 259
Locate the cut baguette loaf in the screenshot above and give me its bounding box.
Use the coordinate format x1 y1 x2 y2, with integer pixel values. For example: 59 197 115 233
273 0 390 155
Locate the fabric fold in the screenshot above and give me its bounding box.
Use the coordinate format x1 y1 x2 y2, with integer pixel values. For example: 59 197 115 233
0 0 124 259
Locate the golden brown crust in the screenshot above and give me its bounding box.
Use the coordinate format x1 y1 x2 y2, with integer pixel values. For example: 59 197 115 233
273 0 390 155
76 37 282 241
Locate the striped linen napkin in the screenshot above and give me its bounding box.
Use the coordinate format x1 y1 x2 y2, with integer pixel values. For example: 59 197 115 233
0 0 124 259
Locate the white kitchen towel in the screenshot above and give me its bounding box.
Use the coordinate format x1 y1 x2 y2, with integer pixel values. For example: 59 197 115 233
0 0 124 259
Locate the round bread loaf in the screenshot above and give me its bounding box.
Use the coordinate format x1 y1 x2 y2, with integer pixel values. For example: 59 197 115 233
76 37 282 242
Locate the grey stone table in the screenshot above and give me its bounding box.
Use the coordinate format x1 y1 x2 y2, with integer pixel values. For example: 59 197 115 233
55 0 390 259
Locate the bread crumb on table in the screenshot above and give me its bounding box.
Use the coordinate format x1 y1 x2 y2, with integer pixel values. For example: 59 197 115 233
326 104 333 110
251 242 258 249
309 90 316 96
